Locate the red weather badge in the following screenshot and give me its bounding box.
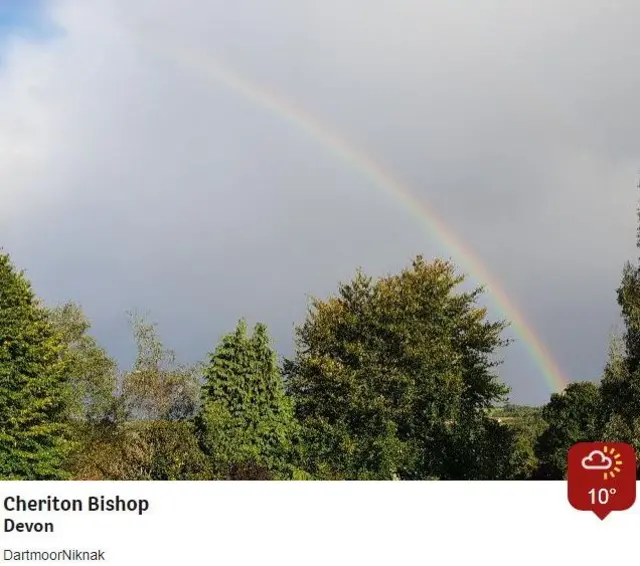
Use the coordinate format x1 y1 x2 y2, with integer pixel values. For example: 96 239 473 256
567 442 636 520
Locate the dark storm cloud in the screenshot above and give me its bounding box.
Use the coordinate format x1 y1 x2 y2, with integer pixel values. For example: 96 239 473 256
2 0 640 403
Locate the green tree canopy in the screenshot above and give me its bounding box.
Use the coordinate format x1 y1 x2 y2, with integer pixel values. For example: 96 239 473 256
489 404 546 478
285 256 514 480
48 302 117 424
534 381 603 479
0 252 71 479
599 189 640 463
65 313 206 479
195 319 294 479
69 420 209 480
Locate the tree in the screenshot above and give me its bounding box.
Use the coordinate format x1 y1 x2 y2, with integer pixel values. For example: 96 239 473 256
534 381 603 479
0 252 71 479
195 320 294 479
48 302 117 424
598 186 640 464
66 312 205 479
285 256 514 480
47 302 122 477
489 404 546 479
69 420 210 480
120 312 201 421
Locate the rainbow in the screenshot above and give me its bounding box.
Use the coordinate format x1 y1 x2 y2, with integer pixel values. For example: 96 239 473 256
136 39 569 394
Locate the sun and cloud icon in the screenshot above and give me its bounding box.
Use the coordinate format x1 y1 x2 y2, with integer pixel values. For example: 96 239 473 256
581 445 623 480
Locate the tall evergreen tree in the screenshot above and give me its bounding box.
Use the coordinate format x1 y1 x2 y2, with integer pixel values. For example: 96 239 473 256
195 320 294 479
0 252 71 479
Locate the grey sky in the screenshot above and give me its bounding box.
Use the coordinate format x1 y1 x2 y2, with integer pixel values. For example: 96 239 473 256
2 0 639 404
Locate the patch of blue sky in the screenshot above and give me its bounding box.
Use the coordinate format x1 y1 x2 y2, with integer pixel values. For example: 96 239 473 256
0 0 63 44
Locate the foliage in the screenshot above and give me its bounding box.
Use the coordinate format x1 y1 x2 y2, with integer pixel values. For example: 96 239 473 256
68 420 210 480
66 313 205 479
533 382 603 479
48 302 118 424
0 252 72 479
489 405 546 479
598 195 640 466
195 320 295 479
4 185 640 481
120 312 201 421
285 256 514 480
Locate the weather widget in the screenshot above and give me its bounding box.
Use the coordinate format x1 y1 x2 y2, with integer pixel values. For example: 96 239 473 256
567 442 636 520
